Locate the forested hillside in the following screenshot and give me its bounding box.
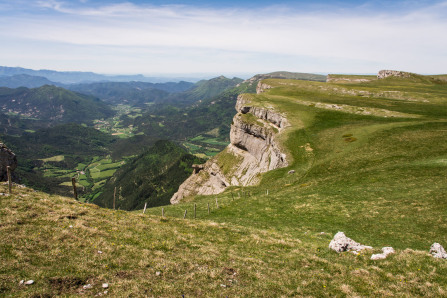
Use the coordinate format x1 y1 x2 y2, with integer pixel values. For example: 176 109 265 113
1 123 117 194
94 140 204 210
0 85 113 124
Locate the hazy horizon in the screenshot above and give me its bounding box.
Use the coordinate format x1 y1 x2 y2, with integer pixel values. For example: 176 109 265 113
1 0 446 75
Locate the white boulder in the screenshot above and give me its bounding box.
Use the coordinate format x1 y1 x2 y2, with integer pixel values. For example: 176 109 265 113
430 243 447 259
329 232 372 253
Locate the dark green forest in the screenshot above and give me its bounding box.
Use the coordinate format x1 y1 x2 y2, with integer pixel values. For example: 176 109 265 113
94 140 204 210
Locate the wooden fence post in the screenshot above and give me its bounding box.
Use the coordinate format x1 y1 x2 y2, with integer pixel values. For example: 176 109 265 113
71 177 78 200
183 210 187 219
208 203 210 215
194 203 196 219
143 202 147 214
113 187 116 210
7 166 12 194
162 207 164 217
215 198 219 209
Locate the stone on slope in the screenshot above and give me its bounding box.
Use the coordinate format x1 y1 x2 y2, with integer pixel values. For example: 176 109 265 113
371 247 395 260
329 232 372 253
430 243 447 259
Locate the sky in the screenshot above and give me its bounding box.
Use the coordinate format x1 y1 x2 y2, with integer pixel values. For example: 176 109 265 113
0 0 446 77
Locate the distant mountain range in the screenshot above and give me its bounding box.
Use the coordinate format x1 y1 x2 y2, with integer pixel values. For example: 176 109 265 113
0 66 200 84
0 74 57 89
66 81 194 106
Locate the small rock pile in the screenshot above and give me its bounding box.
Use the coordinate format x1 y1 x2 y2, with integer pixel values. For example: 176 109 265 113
329 232 394 260
329 231 447 261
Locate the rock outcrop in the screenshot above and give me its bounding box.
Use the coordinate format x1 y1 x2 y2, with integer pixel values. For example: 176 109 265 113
329 232 373 253
430 243 447 259
170 92 289 204
377 70 411 79
256 81 273 94
0 142 18 182
326 75 372 83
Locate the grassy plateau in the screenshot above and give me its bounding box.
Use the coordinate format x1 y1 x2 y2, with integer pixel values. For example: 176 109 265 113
1 72 447 296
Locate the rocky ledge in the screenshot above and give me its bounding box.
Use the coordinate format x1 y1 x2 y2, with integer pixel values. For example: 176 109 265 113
170 92 289 204
377 70 411 79
0 142 18 182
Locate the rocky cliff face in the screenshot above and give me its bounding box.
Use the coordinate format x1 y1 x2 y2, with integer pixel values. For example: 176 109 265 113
0 142 18 182
171 89 289 204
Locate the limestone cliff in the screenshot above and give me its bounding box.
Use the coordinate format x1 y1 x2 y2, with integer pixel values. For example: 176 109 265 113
171 89 289 204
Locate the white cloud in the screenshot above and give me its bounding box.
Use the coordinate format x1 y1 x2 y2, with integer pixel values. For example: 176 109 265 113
0 0 446 74
36 0 65 11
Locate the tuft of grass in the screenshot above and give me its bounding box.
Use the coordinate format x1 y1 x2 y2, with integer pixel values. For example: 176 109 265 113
344 137 357 142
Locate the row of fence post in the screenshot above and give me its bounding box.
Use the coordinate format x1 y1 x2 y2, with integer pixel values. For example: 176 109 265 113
69 177 268 218
145 190 266 219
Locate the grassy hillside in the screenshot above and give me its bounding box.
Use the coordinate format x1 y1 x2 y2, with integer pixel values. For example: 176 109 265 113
250 71 327 82
148 74 447 248
1 181 447 296
2 73 447 296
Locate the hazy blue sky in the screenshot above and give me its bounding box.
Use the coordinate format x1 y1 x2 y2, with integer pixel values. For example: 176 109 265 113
0 0 446 77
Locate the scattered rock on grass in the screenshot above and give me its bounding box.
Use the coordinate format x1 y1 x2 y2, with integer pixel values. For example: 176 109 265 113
430 243 447 259
371 247 395 260
102 283 109 289
329 232 372 253
19 280 34 285
83 284 93 289
288 170 295 174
